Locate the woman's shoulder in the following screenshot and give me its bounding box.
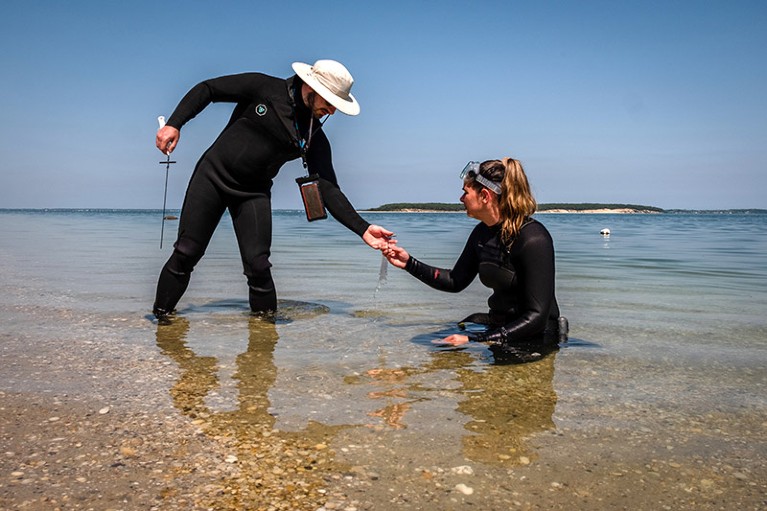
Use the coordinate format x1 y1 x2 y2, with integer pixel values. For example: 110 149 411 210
518 218 553 244
523 217 548 231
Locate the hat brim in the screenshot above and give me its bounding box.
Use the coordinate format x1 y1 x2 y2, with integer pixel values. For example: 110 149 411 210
292 62 360 116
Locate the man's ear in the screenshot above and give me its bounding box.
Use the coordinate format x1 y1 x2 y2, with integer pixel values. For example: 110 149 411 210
300 83 312 105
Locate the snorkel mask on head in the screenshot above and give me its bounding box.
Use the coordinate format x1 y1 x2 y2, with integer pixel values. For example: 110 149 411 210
460 161 501 195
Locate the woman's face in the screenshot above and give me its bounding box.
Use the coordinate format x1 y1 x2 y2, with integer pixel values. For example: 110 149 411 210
460 181 484 219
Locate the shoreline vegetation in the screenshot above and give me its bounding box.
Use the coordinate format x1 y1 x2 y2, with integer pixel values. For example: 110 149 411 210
363 203 767 214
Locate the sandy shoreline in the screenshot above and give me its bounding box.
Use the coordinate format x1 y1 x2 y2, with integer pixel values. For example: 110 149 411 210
2 314 765 511
537 208 658 214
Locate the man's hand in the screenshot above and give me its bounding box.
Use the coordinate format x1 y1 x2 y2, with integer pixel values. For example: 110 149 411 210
156 125 180 155
362 224 395 250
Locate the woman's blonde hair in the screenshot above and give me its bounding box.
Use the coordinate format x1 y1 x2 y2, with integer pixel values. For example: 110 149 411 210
471 158 537 243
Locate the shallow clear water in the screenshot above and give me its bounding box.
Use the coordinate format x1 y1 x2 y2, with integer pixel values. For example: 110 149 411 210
1 209 765 450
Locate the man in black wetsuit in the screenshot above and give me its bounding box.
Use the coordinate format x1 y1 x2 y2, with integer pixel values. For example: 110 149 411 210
153 59 393 319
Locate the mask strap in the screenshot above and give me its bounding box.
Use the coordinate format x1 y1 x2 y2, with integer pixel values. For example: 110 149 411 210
473 173 501 195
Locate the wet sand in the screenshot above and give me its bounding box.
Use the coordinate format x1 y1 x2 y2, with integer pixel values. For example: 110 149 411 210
2 309 765 511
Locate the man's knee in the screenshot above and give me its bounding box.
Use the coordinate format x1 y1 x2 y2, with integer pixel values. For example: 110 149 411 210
167 237 206 276
244 254 273 287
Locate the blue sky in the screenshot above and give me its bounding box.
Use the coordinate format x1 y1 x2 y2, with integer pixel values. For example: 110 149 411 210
1 0 765 210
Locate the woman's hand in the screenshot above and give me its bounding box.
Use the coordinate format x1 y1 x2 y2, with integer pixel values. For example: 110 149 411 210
363 224 395 250
383 244 409 269
432 334 469 346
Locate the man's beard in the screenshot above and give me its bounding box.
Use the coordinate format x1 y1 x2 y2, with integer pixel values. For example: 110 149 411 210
307 92 327 118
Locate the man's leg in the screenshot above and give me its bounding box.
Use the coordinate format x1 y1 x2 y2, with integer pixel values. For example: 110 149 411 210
230 193 276 314
153 170 225 318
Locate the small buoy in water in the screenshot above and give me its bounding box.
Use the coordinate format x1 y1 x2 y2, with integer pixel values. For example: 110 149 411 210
164 215 178 220
600 228 611 237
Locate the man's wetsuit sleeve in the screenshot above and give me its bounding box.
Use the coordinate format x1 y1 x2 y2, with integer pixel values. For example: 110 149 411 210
165 73 269 130
306 129 370 236
468 225 556 344
404 226 481 292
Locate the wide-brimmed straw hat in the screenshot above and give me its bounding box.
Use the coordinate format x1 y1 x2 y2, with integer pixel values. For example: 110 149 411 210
291 59 360 116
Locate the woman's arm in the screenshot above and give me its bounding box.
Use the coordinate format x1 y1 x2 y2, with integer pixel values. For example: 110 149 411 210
397 225 482 293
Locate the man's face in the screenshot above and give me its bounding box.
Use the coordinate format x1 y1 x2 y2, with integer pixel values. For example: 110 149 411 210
306 90 337 118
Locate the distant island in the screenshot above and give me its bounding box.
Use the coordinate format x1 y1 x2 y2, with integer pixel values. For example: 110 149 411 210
365 203 767 214
366 202 664 213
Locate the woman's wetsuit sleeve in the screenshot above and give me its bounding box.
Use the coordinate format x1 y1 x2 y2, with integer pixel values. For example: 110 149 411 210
306 128 370 236
468 225 556 344
165 73 270 130
404 226 481 292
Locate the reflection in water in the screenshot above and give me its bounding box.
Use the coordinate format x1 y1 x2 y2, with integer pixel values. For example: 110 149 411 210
348 347 558 466
456 353 557 465
155 315 345 509
362 362 427 430
155 311 559 509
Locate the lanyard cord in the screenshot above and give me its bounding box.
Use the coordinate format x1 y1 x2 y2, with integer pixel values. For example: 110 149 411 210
294 113 328 169
290 82 330 169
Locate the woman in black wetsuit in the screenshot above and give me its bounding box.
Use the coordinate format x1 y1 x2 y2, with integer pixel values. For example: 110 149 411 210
384 158 566 349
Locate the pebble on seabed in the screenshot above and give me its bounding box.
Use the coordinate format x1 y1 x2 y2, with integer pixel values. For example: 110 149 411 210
455 483 474 495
